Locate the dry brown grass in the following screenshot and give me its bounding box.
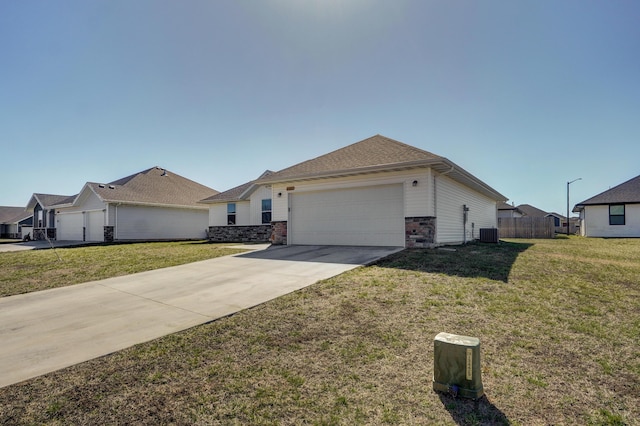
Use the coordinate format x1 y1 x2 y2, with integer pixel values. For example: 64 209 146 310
0 237 638 425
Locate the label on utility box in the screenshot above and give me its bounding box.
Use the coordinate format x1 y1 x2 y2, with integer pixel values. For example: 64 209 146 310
466 348 473 380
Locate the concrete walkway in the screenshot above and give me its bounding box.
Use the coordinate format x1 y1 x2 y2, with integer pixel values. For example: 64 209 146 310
0 245 402 388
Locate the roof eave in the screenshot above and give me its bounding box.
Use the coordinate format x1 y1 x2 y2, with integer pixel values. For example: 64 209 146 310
103 200 209 210
256 158 507 202
256 159 443 185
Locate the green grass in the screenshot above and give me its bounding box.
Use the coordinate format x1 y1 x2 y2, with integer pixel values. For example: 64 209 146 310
0 241 246 297
0 237 638 425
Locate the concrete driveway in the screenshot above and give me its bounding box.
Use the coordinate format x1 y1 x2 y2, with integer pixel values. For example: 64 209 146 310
0 240 90 252
0 244 402 388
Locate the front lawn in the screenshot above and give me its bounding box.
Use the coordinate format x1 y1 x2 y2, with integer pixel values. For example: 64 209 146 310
0 241 246 297
1 237 638 425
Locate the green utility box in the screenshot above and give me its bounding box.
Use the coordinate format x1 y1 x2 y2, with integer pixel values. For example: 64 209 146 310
433 332 484 399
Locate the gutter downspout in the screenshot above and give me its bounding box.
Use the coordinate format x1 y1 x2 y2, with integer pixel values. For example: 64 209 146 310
115 203 120 240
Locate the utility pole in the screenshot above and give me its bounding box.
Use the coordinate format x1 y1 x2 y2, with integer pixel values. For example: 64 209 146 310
567 178 582 235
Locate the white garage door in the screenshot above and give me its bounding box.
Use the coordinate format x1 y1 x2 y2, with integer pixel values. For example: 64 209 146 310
57 212 84 241
290 184 405 247
85 211 104 242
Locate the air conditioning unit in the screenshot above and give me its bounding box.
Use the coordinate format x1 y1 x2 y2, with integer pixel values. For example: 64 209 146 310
433 332 484 399
479 228 499 243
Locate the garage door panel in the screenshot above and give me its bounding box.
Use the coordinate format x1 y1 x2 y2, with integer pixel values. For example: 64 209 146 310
86 211 104 242
57 213 83 241
290 185 404 247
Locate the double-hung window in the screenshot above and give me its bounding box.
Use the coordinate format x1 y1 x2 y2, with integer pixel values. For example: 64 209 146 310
227 203 236 225
261 199 272 224
609 204 625 225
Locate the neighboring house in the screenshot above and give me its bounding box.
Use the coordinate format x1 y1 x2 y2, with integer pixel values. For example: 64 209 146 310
515 204 549 218
0 207 33 239
206 135 507 247
52 167 218 242
573 174 640 237
497 202 525 218
199 171 275 243
26 193 76 240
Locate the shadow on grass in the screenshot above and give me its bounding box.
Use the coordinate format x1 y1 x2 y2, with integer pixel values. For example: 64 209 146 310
438 393 510 425
376 241 533 283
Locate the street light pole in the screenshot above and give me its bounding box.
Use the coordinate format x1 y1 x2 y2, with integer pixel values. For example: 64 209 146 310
567 178 582 235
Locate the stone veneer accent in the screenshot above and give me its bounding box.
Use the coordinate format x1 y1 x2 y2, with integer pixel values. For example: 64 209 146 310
405 216 436 248
104 226 114 243
270 221 287 245
207 225 272 243
33 228 56 241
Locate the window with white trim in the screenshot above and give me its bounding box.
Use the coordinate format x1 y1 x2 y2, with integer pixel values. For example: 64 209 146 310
227 203 236 225
609 204 625 225
261 199 272 224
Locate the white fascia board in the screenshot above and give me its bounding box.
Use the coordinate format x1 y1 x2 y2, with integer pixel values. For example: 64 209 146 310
103 200 209 210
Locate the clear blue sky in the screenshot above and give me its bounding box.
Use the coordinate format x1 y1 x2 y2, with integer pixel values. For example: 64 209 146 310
2 0 639 215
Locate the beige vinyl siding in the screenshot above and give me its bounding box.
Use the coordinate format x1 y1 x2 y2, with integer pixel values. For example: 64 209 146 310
249 185 273 225
235 201 250 225
404 169 432 218
272 184 290 222
435 173 497 244
208 204 228 226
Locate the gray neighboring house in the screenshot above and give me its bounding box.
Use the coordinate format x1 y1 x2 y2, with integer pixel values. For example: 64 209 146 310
497 202 525 218
53 167 219 242
25 194 77 240
0 207 33 239
515 204 549 218
573 174 640 238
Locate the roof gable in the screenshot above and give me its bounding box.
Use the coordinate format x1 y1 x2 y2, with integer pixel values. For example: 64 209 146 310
200 170 274 203
27 193 76 210
88 167 219 208
259 135 443 182
255 135 506 201
576 174 640 206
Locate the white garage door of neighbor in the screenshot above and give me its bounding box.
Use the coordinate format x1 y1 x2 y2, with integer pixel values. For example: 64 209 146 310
57 213 84 241
290 184 405 247
85 211 104 242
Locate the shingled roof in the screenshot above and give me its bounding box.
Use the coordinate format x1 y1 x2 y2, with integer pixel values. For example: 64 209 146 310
258 135 443 182
516 204 549 217
0 206 31 224
574 174 640 210
200 170 274 203
256 135 507 201
85 167 218 208
27 193 77 210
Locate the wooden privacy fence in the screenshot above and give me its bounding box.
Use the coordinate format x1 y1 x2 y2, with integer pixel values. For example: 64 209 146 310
498 217 555 239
